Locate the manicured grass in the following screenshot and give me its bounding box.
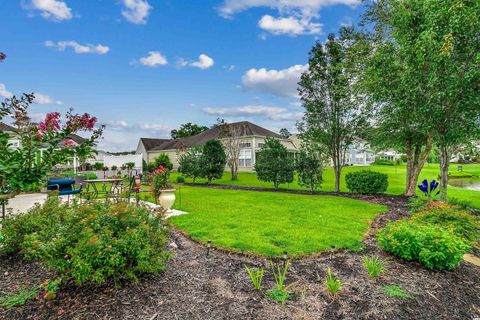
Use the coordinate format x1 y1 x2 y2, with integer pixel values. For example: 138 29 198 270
165 186 387 257
170 164 480 209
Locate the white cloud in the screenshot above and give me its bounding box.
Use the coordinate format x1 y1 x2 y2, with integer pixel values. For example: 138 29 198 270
45 40 110 54
223 65 235 71
34 93 62 105
97 121 172 152
137 51 168 67
203 105 303 122
176 57 189 68
190 54 215 70
26 0 73 21
242 64 307 98
0 83 13 98
258 15 321 36
289 101 303 107
218 0 359 18
121 0 152 24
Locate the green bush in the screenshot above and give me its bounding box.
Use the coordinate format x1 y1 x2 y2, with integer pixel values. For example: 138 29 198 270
411 203 479 245
373 158 395 166
0 197 170 285
176 176 185 183
153 154 173 171
377 219 470 270
345 170 388 194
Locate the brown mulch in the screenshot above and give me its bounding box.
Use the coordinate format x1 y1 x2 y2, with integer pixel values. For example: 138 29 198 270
1 192 479 320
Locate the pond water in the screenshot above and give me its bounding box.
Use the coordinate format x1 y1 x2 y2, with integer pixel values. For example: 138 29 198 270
449 178 480 191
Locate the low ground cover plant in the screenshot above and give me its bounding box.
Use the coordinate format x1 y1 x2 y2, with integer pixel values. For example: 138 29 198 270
0 196 170 286
265 261 292 303
383 285 412 299
345 170 388 194
377 202 478 270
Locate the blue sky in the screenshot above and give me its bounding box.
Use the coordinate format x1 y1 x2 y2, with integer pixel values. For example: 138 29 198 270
0 0 365 151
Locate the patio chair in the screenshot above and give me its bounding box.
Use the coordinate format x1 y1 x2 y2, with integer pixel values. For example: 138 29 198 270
47 178 82 202
123 174 150 204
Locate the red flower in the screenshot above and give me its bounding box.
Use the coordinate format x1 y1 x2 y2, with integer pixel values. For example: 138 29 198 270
36 131 43 141
39 112 61 133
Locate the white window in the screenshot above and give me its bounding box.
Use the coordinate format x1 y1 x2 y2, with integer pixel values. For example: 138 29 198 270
239 142 251 148
239 149 252 167
355 153 364 163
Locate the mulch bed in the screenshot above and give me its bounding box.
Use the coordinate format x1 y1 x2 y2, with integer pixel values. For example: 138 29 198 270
1 191 479 320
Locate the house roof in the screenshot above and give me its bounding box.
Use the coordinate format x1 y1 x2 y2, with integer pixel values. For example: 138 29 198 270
0 122 16 132
66 134 87 145
140 138 171 151
150 121 282 152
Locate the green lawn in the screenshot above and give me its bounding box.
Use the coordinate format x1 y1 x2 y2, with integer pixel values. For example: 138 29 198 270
170 163 480 209
164 186 387 257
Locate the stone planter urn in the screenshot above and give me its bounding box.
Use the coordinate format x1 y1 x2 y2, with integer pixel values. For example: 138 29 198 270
158 189 176 212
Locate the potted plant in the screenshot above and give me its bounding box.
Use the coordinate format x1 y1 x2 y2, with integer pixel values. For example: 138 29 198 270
149 166 176 212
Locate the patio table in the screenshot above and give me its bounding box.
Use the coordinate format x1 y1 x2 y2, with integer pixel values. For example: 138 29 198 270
84 179 124 199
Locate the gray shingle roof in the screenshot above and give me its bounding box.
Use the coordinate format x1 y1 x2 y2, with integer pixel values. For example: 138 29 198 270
140 138 171 151
151 121 282 151
0 122 16 132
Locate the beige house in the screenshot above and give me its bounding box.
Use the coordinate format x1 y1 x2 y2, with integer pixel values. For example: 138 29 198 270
136 121 298 172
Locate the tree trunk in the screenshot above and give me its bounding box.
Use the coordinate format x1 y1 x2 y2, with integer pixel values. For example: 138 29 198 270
404 136 433 196
333 165 341 192
439 144 449 201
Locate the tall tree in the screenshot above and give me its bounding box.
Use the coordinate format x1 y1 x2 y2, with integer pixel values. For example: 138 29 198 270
365 0 480 200
200 139 226 184
217 120 244 181
298 29 366 192
170 122 208 139
254 138 294 189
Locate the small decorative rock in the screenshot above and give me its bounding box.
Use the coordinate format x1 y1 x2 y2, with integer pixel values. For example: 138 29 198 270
168 242 178 250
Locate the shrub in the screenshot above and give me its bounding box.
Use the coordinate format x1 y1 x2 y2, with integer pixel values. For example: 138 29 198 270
377 219 470 270
408 197 428 213
411 203 480 245
111 165 118 171
93 162 104 170
295 145 325 192
254 138 294 189
176 176 185 183
373 158 395 166
199 140 227 184
345 170 388 194
0 197 170 285
153 154 173 171
178 146 203 183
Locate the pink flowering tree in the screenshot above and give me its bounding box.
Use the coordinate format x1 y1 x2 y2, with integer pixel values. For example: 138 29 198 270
0 93 104 192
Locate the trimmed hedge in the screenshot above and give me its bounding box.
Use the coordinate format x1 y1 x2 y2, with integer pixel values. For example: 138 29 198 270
345 170 388 194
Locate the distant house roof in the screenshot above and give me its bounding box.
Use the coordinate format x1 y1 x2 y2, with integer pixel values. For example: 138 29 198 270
66 134 87 145
140 138 171 151
0 122 16 132
151 121 282 152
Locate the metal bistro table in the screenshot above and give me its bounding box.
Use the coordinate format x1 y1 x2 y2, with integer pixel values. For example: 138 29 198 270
84 178 124 200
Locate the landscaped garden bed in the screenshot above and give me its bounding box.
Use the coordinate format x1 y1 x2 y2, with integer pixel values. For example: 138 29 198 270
1 187 479 319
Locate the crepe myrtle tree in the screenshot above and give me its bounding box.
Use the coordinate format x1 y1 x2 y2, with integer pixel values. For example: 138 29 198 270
217 119 245 181
254 137 294 189
200 139 227 184
298 28 367 192
0 93 103 192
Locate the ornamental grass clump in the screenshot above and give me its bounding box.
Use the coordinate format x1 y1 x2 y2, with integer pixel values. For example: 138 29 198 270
244 265 265 291
324 267 342 299
362 255 386 278
265 261 292 303
0 196 170 286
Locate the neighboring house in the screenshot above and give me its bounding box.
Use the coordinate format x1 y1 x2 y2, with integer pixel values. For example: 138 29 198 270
376 149 403 162
0 122 20 149
137 121 298 172
136 138 171 163
290 134 376 166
